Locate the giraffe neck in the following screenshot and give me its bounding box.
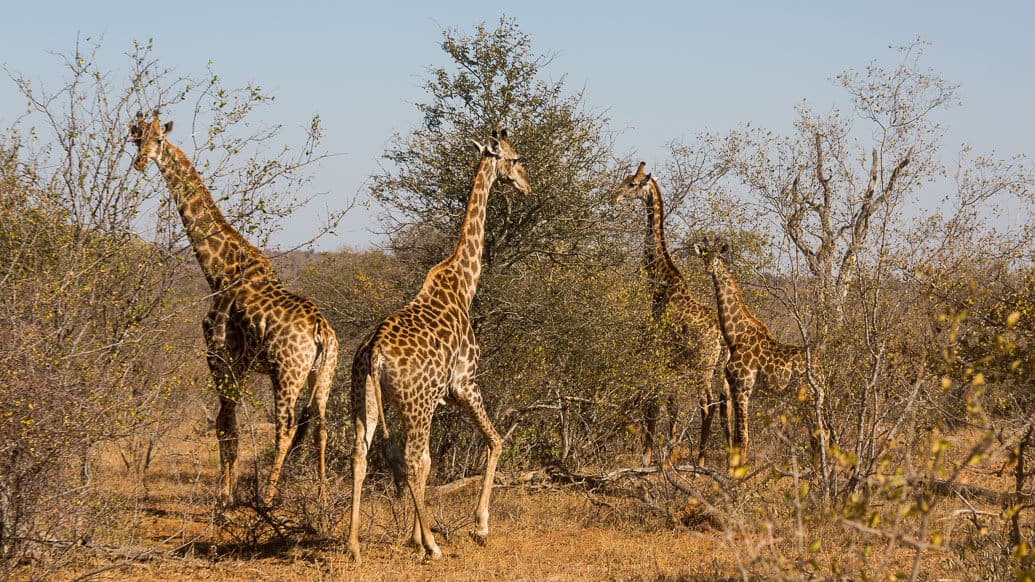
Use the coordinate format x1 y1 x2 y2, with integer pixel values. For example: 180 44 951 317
419 155 496 310
154 141 273 291
710 257 759 344
643 179 686 300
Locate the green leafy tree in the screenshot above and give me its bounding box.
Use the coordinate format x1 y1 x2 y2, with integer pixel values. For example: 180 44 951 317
370 16 617 274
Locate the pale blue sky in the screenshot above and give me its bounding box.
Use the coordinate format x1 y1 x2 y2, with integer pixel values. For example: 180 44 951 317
2 1 1032 250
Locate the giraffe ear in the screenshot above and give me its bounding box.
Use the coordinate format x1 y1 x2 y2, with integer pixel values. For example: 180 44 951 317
163 120 174 134
470 139 487 155
640 173 652 186
692 243 703 256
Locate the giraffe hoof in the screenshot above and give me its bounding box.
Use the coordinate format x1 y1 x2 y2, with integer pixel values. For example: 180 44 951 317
423 547 443 561
217 492 236 510
347 539 362 563
259 487 278 508
212 510 229 526
468 529 489 546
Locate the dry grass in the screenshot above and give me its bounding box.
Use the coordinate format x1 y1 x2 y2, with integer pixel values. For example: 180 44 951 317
36 403 1015 582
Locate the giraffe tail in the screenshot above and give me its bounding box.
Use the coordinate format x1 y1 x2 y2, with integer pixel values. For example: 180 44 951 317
368 349 390 440
290 318 338 452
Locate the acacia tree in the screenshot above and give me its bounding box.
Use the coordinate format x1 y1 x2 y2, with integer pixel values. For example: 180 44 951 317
370 17 617 274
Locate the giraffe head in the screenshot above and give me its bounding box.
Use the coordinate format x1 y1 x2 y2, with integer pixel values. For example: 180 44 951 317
692 237 730 274
614 161 653 204
471 129 531 195
126 110 174 172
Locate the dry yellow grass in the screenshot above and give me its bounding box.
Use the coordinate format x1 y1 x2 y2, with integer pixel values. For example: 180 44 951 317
47 408 1014 581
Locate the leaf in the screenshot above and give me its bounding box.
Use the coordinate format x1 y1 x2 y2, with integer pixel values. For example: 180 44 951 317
1007 310 1021 327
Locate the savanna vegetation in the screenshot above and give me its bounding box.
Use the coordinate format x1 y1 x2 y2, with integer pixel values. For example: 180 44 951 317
1 18 1032 581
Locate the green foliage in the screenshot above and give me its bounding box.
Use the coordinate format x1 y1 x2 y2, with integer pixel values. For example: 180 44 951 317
370 16 618 272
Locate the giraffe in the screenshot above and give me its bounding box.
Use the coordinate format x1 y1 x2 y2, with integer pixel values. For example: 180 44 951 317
347 129 530 562
615 162 729 465
126 111 339 505
692 237 825 459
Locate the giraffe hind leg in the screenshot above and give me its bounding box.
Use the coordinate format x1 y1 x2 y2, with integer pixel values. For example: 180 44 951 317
263 366 309 506
207 340 244 506
348 363 380 563
404 426 441 560
287 334 338 507
215 393 239 505
308 336 337 507
667 390 681 443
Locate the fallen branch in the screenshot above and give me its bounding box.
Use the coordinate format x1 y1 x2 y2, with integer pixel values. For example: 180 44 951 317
544 462 733 491
427 462 734 497
839 518 947 553
429 470 546 497
906 476 1034 506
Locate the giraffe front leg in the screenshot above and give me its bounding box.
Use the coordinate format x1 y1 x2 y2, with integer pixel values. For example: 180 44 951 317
206 323 241 505
642 392 660 465
697 370 716 466
215 394 239 505
731 370 755 463
721 374 734 454
454 383 503 544
207 293 233 352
